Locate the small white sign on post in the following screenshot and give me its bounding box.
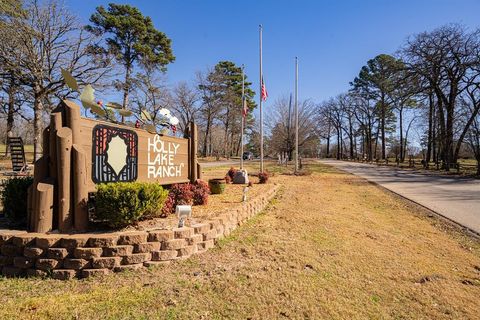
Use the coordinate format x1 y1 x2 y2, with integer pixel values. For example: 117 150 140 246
242 187 249 202
176 205 192 228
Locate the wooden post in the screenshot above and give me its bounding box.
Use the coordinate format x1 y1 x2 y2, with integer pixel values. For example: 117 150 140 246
189 122 198 182
63 100 81 145
35 178 54 233
65 100 87 231
49 111 62 179
56 127 73 232
72 144 89 231
26 185 34 231
30 155 49 231
49 111 62 229
42 127 50 157
197 162 202 180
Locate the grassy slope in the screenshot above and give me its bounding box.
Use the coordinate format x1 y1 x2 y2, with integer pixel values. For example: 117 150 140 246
0 162 478 319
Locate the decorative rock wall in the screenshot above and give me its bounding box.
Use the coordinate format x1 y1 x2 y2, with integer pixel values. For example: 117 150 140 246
0 185 279 280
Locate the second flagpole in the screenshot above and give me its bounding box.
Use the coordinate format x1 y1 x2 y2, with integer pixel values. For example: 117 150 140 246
240 64 245 170
259 24 264 173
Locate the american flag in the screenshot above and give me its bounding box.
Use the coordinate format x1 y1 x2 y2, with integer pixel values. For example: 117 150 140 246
242 98 248 118
261 76 268 101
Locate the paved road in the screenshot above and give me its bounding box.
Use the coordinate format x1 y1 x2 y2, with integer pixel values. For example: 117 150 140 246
199 160 240 168
320 160 480 234
199 159 260 168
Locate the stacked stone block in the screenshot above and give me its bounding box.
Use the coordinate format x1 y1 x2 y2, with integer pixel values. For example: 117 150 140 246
0 185 279 279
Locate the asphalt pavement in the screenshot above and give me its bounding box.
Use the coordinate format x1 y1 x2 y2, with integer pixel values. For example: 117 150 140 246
320 159 480 234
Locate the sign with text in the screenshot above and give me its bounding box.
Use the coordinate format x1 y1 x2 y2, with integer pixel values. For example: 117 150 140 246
78 118 189 192
147 135 186 179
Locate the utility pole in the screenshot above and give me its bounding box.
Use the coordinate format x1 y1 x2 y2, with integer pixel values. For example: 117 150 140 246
287 93 292 164
259 24 264 173
294 57 299 173
240 64 245 170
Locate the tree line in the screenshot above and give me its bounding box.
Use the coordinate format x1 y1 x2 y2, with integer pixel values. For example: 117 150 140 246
310 24 479 174
0 0 257 161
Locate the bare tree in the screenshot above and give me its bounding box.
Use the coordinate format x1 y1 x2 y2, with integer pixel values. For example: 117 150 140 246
196 69 223 157
0 0 112 160
267 95 318 160
170 81 200 134
130 69 172 129
402 24 480 170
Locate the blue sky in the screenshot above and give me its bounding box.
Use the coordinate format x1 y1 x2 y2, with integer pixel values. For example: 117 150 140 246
66 0 480 106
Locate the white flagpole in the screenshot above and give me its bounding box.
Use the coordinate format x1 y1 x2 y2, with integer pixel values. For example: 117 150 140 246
294 56 299 173
241 64 245 170
259 24 264 173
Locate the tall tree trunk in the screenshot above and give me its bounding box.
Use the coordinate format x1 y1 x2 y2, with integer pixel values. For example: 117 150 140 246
33 91 44 162
453 104 480 162
348 116 354 159
433 87 448 169
121 63 132 123
336 127 340 160
361 130 365 159
367 119 373 161
445 105 455 171
426 92 434 167
326 135 330 158
381 98 386 160
5 77 16 157
202 115 212 157
374 123 380 160
399 107 404 162
354 135 358 159
432 106 437 166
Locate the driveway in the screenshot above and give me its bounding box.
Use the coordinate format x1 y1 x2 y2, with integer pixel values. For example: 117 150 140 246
320 159 480 234
199 159 260 168
199 160 240 168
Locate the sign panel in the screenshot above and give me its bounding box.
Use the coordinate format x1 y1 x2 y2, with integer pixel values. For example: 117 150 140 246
92 125 138 183
78 118 189 192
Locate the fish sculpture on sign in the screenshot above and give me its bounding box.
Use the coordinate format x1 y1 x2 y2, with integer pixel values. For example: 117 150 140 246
61 69 180 135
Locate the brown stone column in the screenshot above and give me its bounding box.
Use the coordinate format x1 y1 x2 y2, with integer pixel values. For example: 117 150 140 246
30 155 49 231
56 127 73 232
63 100 81 145
72 144 89 231
35 178 54 233
49 111 63 229
189 122 198 182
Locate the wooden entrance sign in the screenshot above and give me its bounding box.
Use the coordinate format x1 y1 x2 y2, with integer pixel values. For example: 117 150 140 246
28 100 200 233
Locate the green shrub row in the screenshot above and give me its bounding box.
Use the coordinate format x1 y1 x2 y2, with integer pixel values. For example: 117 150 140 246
94 181 169 228
1 177 33 228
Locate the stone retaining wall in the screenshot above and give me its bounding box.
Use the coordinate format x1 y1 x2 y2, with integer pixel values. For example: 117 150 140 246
0 185 279 280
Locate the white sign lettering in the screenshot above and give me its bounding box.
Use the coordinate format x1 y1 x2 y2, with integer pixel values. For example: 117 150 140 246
147 135 184 178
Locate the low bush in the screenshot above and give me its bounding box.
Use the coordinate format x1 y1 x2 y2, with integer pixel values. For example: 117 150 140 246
258 171 269 184
227 167 237 182
192 179 210 205
161 180 210 215
95 182 168 228
161 193 175 217
1 177 33 227
162 183 194 215
169 183 194 206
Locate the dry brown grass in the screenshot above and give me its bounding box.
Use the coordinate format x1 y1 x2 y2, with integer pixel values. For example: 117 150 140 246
0 162 479 319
